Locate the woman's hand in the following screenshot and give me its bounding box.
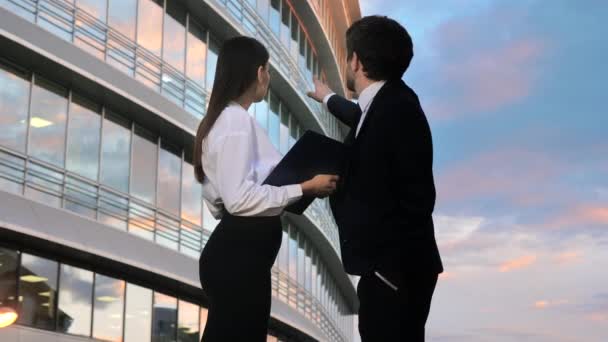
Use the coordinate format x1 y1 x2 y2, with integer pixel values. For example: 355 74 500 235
301 174 340 198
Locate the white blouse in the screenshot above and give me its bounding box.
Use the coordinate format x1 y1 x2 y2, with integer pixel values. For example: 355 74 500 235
201 102 303 218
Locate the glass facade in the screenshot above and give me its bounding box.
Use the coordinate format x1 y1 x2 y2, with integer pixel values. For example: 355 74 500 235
0 246 316 342
0 0 358 340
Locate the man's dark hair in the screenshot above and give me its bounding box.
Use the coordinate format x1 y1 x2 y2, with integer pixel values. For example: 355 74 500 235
346 15 413 81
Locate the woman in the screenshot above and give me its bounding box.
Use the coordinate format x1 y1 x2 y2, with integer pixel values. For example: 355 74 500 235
193 36 338 341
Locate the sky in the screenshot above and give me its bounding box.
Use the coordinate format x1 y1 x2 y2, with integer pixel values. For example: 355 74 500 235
358 1 607 341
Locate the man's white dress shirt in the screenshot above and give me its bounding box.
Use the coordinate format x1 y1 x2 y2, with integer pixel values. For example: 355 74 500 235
322 81 386 138
201 102 302 219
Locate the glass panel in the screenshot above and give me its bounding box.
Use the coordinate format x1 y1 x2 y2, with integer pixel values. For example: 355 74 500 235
181 161 202 226
0 150 25 195
280 0 290 48
164 0 186 73
156 213 179 250
278 225 288 274
101 111 131 193
29 77 67 167
0 248 19 310
269 0 280 37
299 27 306 72
124 283 152 342
206 38 219 92
108 0 137 40
177 300 199 342
186 20 207 88
255 94 268 130
137 0 164 56
279 106 289 154
268 92 280 148
18 254 58 330
289 118 298 148
0 62 29 153
129 201 155 240
152 292 177 342
93 274 125 342
305 242 312 292
64 175 98 219
74 0 108 59
158 142 181 215
57 264 93 336
66 94 101 181
297 232 305 286
256 0 269 22
288 225 297 281
131 125 157 204
290 12 299 60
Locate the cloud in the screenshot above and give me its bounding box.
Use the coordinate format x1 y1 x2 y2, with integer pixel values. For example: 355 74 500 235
499 254 537 272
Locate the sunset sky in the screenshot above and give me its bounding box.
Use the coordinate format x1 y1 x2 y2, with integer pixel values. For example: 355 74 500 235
359 1 607 341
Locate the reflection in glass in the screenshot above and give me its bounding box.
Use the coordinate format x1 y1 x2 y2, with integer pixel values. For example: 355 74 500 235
305 242 312 292
290 12 299 60
297 231 305 288
108 0 137 40
131 125 157 204
101 111 131 193
29 77 68 167
289 118 298 148
269 0 281 37
257 0 269 22
280 0 290 48
186 20 207 88
181 161 202 226
0 62 29 153
158 142 181 215
93 274 124 342
269 92 280 148
152 292 177 342
288 225 297 282
137 0 163 56
124 283 152 342
256 94 269 130
17 254 58 331
279 107 289 154
164 1 186 73
206 39 219 92
57 264 93 336
177 300 199 342
66 94 101 181
0 248 19 310
74 0 108 59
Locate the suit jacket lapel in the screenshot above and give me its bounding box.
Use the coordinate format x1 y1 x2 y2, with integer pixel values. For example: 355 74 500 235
354 81 395 140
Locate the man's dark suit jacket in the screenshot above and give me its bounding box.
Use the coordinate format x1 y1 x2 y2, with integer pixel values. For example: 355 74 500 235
328 79 444 276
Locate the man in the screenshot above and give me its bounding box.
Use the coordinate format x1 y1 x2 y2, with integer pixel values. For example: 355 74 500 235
307 16 443 341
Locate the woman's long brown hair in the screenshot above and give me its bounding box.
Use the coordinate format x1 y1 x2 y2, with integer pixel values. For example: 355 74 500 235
193 36 269 183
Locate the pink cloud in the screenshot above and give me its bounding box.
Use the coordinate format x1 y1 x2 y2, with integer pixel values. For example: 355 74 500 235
547 205 608 229
421 10 548 120
499 254 537 272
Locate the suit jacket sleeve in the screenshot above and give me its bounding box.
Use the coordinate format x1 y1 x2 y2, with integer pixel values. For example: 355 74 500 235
327 94 362 128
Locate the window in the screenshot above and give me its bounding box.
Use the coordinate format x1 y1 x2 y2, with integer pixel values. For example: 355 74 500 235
74 0 108 59
29 77 68 167
299 27 306 71
257 0 269 22
158 141 182 216
206 38 220 92
290 12 299 60
186 20 207 88
268 92 280 148
108 0 137 40
280 0 290 48
66 94 101 181
0 61 29 153
177 300 200 342
163 1 187 73
269 0 281 37
289 117 298 148
131 125 158 204
181 159 202 226
137 0 164 56
18 253 59 331
256 93 269 130
93 274 125 342
279 106 290 154
124 283 153 342
288 225 297 282
101 111 131 193
152 292 178 342
57 264 94 336
0 248 19 311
